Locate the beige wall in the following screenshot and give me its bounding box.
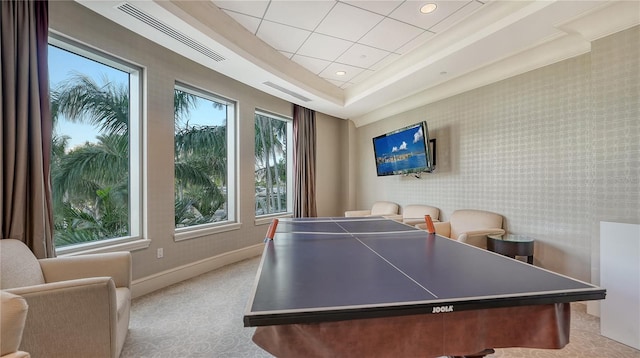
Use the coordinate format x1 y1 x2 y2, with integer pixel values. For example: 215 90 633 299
315 112 347 217
590 25 640 287
50 2 345 281
352 26 639 282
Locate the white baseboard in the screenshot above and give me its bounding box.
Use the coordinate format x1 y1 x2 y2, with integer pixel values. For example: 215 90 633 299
131 244 264 298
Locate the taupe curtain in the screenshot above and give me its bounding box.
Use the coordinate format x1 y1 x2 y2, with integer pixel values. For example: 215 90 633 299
1 0 55 258
292 104 317 218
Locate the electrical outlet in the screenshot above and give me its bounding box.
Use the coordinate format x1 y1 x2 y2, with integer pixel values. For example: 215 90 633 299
157 248 164 259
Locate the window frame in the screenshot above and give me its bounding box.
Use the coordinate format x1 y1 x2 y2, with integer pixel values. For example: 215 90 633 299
254 109 293 223
49 33 148 255
173 83 239 242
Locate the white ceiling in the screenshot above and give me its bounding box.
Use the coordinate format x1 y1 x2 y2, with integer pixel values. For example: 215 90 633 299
213 0 485 88
77 1 639 127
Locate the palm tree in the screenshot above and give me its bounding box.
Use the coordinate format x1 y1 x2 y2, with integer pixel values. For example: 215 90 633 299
255 114 287 214
50 73 130 246
174 88 199 128
173 89 228 227
51 74 233 244
174 124 227 226
52 73 129 135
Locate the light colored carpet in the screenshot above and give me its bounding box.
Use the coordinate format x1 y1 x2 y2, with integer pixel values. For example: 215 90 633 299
121 257 639 358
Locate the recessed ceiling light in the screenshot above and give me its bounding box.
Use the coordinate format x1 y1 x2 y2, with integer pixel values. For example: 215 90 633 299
420 3 437 14
336 71 347 76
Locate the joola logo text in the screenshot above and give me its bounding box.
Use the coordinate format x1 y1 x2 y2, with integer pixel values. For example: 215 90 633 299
432 305 454 313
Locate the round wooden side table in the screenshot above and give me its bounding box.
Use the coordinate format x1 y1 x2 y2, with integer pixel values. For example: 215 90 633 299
487 234 534 264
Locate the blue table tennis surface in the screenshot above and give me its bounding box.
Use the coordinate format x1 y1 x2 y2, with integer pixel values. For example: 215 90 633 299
244 217 605 327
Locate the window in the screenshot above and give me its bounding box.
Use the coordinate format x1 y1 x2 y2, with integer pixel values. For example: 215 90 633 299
174 84 236 233
255 111 292 216
48 36 141 249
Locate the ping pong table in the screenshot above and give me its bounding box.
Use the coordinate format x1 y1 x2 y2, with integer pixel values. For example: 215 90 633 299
244 217 605 357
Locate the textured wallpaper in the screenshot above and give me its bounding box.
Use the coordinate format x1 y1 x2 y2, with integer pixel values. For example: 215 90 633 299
590 26 640 286
354 26 639 282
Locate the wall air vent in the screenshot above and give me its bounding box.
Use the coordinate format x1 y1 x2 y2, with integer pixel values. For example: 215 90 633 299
263 81 311 102
116 2 226 62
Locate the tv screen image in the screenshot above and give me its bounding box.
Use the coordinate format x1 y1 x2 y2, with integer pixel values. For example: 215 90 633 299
372 121 434 176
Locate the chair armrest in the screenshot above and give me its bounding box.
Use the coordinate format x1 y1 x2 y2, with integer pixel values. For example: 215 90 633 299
6 278 118 358
345 210 371 217
384 214 403 222
1 292 29 357
457 228 506 240
457 228 506 248
433 221 451 237
39 252 131 288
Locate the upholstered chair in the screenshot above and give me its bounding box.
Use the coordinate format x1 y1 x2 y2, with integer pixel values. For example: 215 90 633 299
400 204 440 226
345 201 400 218
416 209 505 249
0 239 131 358
1 291 30 358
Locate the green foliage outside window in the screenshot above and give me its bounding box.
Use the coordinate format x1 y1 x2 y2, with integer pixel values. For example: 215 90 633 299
50 71 132 247
255 113 288 216
174 88 228 228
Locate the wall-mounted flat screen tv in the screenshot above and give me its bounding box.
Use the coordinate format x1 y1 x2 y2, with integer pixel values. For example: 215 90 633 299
372 121 435 176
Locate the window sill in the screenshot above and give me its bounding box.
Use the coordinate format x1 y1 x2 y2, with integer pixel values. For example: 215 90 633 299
174 222 242 242
255 213 293 226
57 237 151 256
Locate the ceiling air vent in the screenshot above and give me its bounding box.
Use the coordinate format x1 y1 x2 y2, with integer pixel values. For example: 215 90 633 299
263 81 311 102
116 2 225 62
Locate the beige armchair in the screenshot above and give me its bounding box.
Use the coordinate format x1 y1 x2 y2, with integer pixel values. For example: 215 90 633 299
0 239 131 358
345 201 399 218
1 291 30 358
400 204 440 226
416 209 505 249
